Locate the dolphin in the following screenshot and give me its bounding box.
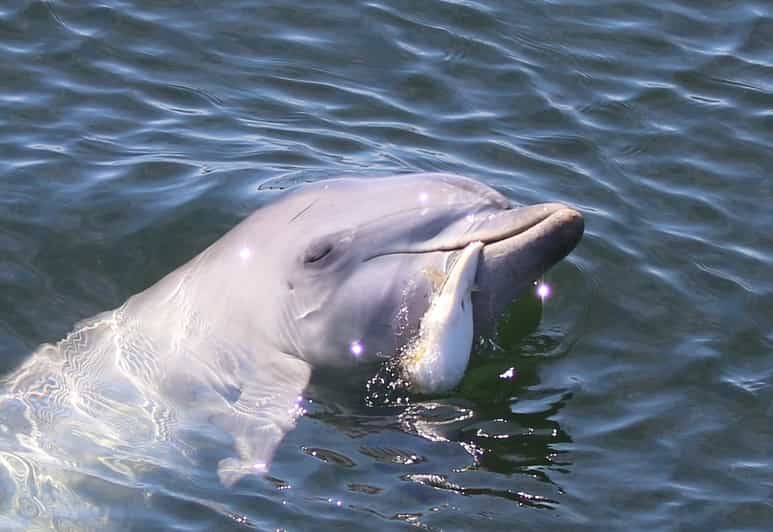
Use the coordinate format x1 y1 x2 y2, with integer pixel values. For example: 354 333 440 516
0 173 583 497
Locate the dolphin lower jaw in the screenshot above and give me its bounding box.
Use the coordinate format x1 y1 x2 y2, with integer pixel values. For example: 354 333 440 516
472 206 584 336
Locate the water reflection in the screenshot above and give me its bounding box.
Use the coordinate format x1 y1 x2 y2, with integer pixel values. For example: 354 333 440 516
302 295 573 514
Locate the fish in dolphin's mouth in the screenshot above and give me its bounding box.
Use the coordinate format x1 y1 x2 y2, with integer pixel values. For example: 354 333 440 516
396 204 583 394
401 241 484 394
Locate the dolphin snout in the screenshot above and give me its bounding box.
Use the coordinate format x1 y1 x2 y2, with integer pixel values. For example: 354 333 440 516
553 205 584 237
472 203 584 337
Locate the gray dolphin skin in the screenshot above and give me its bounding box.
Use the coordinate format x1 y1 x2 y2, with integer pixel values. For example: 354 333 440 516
0 173 583 506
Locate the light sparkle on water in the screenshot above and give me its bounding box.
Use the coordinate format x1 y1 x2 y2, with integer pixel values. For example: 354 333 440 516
499 367 516 380
536 282 551 300
350 340 364 357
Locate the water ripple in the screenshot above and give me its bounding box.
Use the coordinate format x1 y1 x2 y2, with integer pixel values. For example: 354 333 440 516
1 0 772 529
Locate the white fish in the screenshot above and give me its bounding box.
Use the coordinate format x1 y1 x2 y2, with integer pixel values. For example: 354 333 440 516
402 241 484 394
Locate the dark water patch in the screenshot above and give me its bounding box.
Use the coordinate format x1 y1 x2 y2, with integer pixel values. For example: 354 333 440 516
302 447 357 468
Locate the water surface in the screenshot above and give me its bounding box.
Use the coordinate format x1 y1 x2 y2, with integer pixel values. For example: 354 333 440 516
1 0 772 530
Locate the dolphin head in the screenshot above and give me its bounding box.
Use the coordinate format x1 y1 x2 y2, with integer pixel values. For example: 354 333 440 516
120 172 583 484
221 173 583 369
212 173 583 369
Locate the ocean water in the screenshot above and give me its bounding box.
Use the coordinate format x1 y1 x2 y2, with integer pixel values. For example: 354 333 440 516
1 0 772 530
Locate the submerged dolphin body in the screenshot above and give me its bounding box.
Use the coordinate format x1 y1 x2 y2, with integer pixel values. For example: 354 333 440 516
0 173 583 500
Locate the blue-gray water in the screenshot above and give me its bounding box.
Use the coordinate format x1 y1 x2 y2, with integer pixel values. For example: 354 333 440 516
1 0 772 530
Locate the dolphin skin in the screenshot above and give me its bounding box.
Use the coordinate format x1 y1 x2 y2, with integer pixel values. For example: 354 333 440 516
0 173 584 505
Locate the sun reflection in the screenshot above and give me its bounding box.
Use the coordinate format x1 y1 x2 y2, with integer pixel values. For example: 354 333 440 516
536 282 551 300
350 340 364 358
499 367 516 380
239 247 252 261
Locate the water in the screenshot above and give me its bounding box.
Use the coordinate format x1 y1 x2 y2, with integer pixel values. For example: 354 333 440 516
1 0 771 529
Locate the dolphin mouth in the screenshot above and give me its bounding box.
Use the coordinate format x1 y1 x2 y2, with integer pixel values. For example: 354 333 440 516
358 195 583 340
365 201 583 335
459 203 579 251
477 203 584 257
369 202 580 257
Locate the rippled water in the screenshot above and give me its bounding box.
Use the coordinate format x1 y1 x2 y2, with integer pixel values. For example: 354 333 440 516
1 0 772 530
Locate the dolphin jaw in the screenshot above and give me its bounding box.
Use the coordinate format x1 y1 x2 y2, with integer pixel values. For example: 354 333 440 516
365 202 578 259
367 201 583 338
472 204 584 336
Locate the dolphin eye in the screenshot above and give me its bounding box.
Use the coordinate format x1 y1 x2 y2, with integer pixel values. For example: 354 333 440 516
303 241 334 264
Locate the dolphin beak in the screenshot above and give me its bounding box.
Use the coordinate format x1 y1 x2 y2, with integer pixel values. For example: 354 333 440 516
472 204 584 337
